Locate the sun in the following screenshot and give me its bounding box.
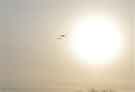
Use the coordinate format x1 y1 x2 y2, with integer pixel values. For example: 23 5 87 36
69 16 124 64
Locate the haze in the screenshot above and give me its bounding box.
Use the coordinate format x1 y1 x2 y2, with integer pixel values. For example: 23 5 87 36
0 0 135 92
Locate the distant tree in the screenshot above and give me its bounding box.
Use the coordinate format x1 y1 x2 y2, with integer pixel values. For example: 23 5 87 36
101 88 115 92
102 89 106 92
88 88 97 92
109 89 114 92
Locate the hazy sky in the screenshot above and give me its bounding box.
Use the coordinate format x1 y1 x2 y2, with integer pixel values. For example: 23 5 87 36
0 0 135 89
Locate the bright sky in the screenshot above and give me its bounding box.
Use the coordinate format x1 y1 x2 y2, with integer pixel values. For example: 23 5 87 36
0 0 134 89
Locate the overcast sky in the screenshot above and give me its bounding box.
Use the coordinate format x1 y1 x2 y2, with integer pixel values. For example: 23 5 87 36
0 0 135 89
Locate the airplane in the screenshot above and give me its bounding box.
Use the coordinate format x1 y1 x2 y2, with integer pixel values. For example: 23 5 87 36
56 34 66 39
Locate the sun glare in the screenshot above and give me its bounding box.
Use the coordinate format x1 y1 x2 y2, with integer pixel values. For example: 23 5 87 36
69 16 124 64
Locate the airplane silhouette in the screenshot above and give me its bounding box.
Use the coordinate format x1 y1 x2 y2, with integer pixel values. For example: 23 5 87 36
56 34 66 39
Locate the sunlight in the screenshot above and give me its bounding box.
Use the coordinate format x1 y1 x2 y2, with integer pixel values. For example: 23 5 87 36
69 16 124 64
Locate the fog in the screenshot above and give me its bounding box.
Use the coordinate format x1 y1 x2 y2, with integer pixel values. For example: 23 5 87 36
0 0 135 92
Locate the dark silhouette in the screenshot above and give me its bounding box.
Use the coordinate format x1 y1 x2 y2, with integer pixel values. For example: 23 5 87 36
56 34 66 39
